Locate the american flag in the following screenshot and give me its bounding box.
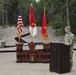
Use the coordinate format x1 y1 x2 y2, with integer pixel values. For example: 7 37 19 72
17 6 23 39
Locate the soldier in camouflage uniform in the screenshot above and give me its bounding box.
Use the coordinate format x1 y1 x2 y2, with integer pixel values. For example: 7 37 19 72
63 26 75 71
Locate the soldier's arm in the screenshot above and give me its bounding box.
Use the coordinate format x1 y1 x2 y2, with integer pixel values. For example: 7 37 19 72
69 35 75 46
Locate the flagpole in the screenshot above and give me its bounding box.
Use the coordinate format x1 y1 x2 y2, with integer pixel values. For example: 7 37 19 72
46 39 48 44
32 28 33 42
17 6 23 44
31 3 33 42
19 37 20 43
29 4 37 42
41 6 48 44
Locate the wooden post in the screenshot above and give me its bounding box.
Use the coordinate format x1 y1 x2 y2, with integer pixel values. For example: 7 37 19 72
16 43 23 51
16 43 23 62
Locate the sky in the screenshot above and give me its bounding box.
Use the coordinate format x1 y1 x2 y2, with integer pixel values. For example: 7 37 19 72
36 0 39 2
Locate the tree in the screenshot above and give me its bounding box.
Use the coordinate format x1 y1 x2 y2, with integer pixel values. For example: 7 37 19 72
0 0 9 25
6 0 36 26
0 0 76 35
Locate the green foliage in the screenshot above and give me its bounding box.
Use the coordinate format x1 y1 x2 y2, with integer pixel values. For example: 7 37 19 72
0 0 8 25
6 0 37 26
69 0 76 34
49 13 66 35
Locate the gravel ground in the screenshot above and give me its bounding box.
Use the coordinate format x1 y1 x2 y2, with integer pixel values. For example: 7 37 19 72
0 51 76 75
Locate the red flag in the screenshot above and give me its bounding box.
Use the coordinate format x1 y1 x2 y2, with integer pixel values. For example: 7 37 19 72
17 6 24 39
29 4 37 37
41 8 48 40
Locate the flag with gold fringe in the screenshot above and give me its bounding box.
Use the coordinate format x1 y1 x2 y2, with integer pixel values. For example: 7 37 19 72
41 7 48 40
29 4 37 37
17 6 24 41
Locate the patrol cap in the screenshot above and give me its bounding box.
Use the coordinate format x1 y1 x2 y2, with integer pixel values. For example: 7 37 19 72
65 26 71 30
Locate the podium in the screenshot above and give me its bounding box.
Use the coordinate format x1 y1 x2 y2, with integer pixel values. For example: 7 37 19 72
49 43 70 73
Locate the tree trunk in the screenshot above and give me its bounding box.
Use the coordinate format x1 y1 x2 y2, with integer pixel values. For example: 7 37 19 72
3 3 4 25
66 0 70 26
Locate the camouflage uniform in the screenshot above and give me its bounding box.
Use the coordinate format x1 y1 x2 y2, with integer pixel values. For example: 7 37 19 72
64 32 75 70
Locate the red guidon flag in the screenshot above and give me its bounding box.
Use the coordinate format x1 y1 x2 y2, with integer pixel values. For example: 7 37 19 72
41 8 48 40
17 6 24 39
29 4 37 37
